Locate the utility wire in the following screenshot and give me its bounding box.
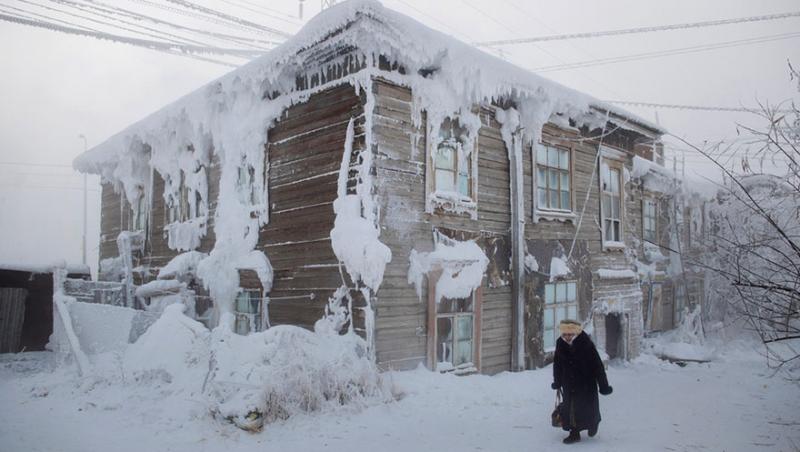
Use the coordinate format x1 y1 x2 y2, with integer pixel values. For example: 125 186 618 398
0 13 247 65
533 31 800 72
163 0 291 38
475 10 800 47
605 100 795 114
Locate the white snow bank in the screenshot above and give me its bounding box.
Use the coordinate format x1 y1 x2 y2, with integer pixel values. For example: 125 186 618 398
123 304 210 389
643 306 715 363
205 320 390 430
408 236 488 302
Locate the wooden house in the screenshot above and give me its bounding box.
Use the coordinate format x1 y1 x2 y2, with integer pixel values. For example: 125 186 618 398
75 0 690 374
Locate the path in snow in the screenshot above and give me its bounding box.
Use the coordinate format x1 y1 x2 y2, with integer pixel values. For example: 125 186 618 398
1 343 798 452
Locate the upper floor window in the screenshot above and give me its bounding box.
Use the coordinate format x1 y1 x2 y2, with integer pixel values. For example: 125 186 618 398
433 117 473 200
642 199 657 243
543 280 578 351
601 162 622 243
132 185 147 231
536 143 571 211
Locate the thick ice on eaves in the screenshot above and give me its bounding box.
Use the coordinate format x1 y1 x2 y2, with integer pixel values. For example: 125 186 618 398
73 0 662 176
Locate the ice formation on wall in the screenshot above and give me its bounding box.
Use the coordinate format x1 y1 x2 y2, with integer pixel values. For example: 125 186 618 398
408 234 489 303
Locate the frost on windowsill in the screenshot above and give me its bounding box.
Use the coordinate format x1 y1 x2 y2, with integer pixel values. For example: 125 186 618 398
603 240 626 251
534 208 576 223
436 361 477 375
428 190 477 219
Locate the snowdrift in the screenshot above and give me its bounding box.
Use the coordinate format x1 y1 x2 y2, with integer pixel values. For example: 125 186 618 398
58 303 390 431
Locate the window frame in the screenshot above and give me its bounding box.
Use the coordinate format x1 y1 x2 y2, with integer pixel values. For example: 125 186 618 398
599 154 625 248
542 280 579 352
642 198 658 243
427 269 482 373
535 142 573 213
233 287 268 335
425 115 479 219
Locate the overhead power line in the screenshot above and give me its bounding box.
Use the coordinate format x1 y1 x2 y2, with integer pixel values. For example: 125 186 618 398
605 101 795 114
474 10 800 47
532 31 800 72
0 13 261 65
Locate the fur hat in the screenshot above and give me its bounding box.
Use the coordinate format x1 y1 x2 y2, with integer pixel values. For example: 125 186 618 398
558 319 582 335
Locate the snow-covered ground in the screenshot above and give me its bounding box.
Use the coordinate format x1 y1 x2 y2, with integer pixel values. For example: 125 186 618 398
1 338 798 452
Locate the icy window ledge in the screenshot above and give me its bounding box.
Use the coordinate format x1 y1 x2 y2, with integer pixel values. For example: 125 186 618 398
428 191 477 219
535 209 576 223
602 240 626 251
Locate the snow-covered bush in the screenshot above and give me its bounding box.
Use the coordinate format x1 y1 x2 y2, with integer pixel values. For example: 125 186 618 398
204 320 390 431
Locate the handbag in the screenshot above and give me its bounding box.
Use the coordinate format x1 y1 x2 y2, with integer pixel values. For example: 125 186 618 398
551 389 563 428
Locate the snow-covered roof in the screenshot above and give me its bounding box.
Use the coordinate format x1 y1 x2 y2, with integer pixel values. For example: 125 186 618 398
74 0 663 174
0 261 90 275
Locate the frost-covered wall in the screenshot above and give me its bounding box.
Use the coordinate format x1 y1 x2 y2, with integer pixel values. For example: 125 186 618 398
74 0 668 369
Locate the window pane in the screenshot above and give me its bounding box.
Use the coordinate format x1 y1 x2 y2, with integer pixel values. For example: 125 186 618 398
567 282 576 301
537 145 547 164
561 191 570 210
435 146 455 169
538 188 547 207
458 173 470 196
556 306 566 325
549 169 559 189
610 169 620 193
567 305 577 320
548 147 559 167
435 169 455 192
235 292 250 312
549 189 558 208
544 307 554 327
537 168 547 188
556 283 566 303
544 328 555 349
611 196 620 218
602 195 611 215
604 220 613 241
560 172 569 192
437 317 453 364
235 315 249 335
613 221 620 241
559 149 569 170
545 284 555 303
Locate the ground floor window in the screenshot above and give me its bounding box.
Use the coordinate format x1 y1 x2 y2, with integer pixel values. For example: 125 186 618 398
543 280 578 351
436 296 475 371
234 289 266 335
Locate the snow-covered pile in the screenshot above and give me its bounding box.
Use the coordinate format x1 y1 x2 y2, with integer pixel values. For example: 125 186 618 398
206 319 390 431
123 304 210 389
643 306 715 363
111 305 388 430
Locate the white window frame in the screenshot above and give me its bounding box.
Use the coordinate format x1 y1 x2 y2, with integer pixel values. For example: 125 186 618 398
600 150 625 249
427 269 482 374
234 288 268 335
543 280 579 352
535 143 573 213
642 198 657 243
425 116 479 219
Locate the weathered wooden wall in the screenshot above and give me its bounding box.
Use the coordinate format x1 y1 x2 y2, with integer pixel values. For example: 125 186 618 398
371 79 513 375
262 84 365 332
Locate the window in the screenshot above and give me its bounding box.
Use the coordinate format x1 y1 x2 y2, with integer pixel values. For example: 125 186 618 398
435 295 476 372
433 117 472 199
237 164 258 205
131 186 147 231
543 281 578 351
601 163 622 243
536 143 571 211
234 289 265 335
642 199 657 243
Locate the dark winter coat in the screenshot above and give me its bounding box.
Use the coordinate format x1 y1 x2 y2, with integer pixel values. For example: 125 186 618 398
552 331 611 432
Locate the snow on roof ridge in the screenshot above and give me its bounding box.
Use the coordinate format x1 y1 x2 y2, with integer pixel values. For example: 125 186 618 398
74 0 664 172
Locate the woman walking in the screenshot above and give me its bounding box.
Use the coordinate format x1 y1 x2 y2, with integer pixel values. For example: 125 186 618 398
551 319 613 444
